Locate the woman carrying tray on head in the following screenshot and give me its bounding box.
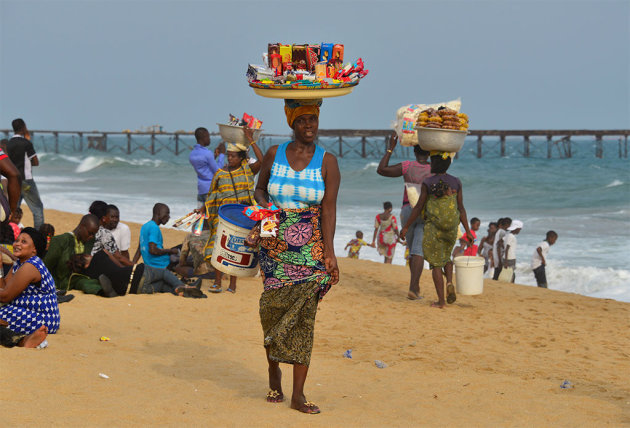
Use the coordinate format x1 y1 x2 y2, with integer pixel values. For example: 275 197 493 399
253 98 340 414
203 129 264 293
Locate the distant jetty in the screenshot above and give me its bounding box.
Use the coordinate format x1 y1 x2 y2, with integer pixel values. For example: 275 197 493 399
1 129 628 159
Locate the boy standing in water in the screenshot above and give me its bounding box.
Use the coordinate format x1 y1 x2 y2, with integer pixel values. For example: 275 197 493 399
492 217 512 280
344 231 372 259
502 220 523 283
531 231 558 288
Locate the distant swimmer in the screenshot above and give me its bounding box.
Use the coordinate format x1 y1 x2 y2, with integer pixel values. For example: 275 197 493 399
531 230 558 288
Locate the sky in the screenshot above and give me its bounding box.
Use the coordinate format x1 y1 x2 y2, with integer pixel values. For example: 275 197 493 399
1 0 628 134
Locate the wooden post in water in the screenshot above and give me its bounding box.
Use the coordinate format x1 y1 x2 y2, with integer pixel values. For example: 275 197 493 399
103 133 108 152
151 133 155 155
79 132 83 151
625 136 628 158
127 133 131 154
500 135 506 157
476 135 482 158
175 134 180 156
524 135 530 157
547 135 552 159
361 136 366 158
53 132 59 153
338 136 343 158
595 135 603 158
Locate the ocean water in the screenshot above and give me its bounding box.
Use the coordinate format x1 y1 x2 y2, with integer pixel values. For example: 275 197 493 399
28 134 630 302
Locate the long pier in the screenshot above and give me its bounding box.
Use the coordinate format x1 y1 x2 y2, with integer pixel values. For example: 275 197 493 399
1 129 628 159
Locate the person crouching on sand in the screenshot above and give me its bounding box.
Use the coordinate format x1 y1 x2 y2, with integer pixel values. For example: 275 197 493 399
400 152 473 308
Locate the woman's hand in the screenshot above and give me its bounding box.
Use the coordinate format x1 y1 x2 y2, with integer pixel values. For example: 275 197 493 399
243 127 255 143
388 132 398 152
400 226 408 240
465 231 474 244
325 253 339 285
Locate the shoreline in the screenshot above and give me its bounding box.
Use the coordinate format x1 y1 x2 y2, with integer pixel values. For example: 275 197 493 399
2 208 629 425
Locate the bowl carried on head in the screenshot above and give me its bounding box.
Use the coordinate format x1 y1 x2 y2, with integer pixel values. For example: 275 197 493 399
415 127 467 153
217 123 264 145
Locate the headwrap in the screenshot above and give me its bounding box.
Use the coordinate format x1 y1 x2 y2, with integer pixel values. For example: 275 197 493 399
284 98 322 127
19 227 47 258
430 150 455 160
226 142 248 152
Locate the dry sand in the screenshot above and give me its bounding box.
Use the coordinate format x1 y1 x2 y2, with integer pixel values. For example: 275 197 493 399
2 209 629 426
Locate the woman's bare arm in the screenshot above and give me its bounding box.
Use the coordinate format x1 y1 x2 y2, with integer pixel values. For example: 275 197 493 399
254 145 277 207
321 152 340 285
0 263 40 303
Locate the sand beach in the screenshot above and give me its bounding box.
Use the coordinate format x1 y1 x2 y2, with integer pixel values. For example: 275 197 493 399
1 208 629 426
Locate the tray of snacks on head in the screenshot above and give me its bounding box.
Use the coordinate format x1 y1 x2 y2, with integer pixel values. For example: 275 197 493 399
246 43 368 98
217 113 263 145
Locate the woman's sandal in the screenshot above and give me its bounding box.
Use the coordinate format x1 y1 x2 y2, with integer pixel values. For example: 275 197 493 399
208 284 222 293
226 288 236 294
446 283 457 304
266 389 284 403
296 401 320 414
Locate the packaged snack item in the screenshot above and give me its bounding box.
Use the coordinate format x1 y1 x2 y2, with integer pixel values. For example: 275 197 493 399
332 44 344 62
292 44 308 70
268 43 280 57
326 63 336 78
307 45 320 72
279 44 292 64
283 61 293 72
242 113 254 128
315 61 327 79
261 214 279 237
320 43 333 62
247 64 273 81
269 53 283 76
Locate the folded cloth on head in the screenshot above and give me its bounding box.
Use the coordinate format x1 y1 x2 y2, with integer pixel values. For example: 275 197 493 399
429 150 455 160
284 98 322 127
226 142 248 152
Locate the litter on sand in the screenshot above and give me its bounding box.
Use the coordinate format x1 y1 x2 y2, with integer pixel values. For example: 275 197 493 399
99 373 110 379
343 349 352 359
560 380 573 389
374 360 388 369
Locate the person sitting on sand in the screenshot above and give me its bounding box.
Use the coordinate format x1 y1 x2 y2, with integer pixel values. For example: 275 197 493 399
89 201 132 266
0 322 48 348
133 203 179 269
531 230 558 289
344 230 372 259
173 221 213 281
44 214 102 294
0 228 60 336
8 207 23 240
502 220 523 283
401 152 474 308
371 201 401 264
103 204 131 260
69 250 204 298
38 223 55 251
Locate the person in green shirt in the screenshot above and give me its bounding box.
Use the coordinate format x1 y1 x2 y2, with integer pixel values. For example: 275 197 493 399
43 214 100 294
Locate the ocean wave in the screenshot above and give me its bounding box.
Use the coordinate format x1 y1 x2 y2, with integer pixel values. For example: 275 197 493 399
513 262 630 303
74 155 163 173
605 179 624 188
363 162 379 170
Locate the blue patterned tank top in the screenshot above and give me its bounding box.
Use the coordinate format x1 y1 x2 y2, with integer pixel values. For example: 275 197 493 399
268 141 326 209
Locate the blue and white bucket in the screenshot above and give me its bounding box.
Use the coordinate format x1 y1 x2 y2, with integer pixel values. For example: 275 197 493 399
211 203 259 277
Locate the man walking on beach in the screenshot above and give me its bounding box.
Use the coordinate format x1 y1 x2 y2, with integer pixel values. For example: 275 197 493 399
133 203 179 268
189 127 225 207
6 119 44 228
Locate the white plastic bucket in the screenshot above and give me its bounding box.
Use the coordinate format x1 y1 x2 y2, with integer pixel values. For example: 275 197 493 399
454 256 485 295
210 204 259 277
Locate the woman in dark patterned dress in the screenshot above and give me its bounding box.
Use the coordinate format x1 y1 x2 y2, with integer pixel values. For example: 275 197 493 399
253 99 340 414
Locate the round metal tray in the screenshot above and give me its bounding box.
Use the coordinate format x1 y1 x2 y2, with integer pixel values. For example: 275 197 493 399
252 87 355 99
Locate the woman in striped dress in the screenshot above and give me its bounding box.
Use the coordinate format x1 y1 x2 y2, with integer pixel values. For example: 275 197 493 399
254 98 340 414
0 227 60 336
203 129 264 293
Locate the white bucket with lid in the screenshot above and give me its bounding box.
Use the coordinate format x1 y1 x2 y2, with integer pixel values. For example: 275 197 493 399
210 203 259 277
454 256 485 295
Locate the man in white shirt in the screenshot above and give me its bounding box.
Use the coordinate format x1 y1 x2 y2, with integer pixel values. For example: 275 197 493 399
531 231 558 288
502 219 523 283
103 204 132 260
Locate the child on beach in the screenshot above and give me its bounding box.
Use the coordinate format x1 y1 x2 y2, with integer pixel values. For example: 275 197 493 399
8 207 23 240
344 231 372 259
400 152 474 308
478 222 498 274
531 231 558 288
492 217 512 280
501 220 523 283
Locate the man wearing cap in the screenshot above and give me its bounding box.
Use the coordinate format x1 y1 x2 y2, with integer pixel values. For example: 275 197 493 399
189 127 225 208
502 219 523 283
